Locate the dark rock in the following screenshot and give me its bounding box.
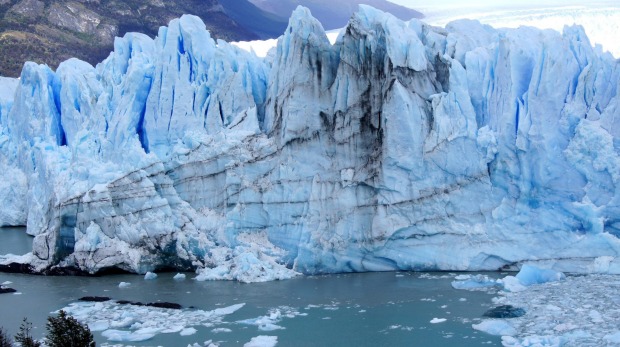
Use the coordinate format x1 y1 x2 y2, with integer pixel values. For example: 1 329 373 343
7 0 45 20
0 286 17 294
483 305 526 318
0 263 98 276
115 299 181 309
147 302 182 309
116 300 135 305
79 296 111 302
0 262 35 274
0 0 271 77
43 266 92 276
47 2 102 35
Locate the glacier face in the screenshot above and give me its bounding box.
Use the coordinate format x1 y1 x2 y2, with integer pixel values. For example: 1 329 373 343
1 6 620 279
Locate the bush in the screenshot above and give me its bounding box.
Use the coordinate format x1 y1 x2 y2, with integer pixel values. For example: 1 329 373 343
0 327 12 347
14 318 40 347
45 310 95 347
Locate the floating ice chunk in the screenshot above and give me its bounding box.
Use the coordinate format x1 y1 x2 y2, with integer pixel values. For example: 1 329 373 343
604 331 620 343
430 318 447 324
589 310 604 323
212 328 232 333
118 282 131 288
88 320 110 332
213 303 246 315
472 319 517 336
144 272 158 280
61 300 244 342
161 325 184 334
173 273 187 281
0 253 32 266
501 335 564 347
189 341 220 347
500 276 527 292
553 323 579 332
239 306 302 331
454 275 471 280
451 275 501 290
180 327 197 336
515 265 565 286
101 328 156 342
500 265 565 292
244 335 278 347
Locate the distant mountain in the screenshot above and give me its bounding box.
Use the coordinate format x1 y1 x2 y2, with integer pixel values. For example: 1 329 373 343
220 0 289 40
248 0 424 30
0 0 287 77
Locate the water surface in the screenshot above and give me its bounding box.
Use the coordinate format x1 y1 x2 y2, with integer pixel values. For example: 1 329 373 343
0 228 502 346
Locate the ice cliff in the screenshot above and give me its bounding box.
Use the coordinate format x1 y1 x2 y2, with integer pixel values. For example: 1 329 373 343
1 6 620 280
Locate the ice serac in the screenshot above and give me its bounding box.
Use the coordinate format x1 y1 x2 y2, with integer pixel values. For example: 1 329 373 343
1 6 620 280
0 76 27 227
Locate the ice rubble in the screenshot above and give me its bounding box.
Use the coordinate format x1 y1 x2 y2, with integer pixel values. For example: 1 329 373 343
238 306 306 332
494 274 620 347
0 5 620 280
472 319 517 337
60 300 245 342
450 266 620 346
452 265 566 292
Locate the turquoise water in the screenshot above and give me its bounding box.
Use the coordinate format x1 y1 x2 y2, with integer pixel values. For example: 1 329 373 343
0 228 502 346
0 227 33 255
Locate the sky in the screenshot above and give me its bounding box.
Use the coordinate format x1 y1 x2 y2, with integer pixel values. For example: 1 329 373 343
386 0 620 15
387 0 604 10
234 0 620 58
386 0 620 57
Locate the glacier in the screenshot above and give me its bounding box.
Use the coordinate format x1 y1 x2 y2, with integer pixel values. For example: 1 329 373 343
0 5 620 280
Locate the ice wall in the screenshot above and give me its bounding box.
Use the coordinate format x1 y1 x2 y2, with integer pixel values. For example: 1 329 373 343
1 6 620 279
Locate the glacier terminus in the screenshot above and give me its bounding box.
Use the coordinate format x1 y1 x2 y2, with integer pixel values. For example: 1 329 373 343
0 6 619 282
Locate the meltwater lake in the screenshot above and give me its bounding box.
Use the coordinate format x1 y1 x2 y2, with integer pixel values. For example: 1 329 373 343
0 227 502 346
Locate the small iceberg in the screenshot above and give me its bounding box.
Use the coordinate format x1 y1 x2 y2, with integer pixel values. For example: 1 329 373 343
144 272 158 280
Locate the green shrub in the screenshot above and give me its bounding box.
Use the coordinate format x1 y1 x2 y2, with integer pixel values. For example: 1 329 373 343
14 318 40 347
0 327 13 347
45 310 95 347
